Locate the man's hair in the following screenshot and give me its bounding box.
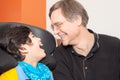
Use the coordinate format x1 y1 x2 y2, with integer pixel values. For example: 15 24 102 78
49 0 89 27
0 25 32 61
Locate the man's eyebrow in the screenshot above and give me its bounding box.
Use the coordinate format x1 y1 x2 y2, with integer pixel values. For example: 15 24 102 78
52 22 61 26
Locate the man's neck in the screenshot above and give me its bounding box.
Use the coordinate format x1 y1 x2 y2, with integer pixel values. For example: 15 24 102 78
73 32 94 57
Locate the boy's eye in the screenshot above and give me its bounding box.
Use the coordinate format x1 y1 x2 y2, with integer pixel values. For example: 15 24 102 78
30 33 36 37
32 35 35 37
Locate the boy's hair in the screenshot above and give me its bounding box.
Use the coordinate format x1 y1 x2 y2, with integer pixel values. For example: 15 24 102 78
0 25 32 61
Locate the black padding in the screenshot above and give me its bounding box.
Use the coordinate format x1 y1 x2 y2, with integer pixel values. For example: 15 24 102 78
0 48 18 74
0 22 56 74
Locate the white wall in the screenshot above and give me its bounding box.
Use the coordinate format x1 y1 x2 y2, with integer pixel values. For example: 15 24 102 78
47 0 120 38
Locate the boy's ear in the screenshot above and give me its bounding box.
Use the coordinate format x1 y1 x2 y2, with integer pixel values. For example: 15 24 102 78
18 44 28 53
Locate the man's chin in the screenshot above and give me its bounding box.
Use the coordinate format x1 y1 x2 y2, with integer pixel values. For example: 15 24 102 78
62 41 68 46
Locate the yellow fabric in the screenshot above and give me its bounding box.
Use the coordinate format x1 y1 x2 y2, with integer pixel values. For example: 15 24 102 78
0 68 18 80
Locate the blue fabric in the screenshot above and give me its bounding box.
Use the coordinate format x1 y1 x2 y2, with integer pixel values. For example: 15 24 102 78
18 62 53 80
16 65 29 80
50 73 54 80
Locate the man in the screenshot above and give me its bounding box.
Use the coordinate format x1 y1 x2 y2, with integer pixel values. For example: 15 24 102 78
49 0 120 80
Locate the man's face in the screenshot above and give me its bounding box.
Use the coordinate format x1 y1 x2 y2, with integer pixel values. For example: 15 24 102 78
50 8 81 46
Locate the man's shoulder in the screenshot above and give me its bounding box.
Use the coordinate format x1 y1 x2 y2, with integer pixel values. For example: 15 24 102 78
98 34 120 48
54 45 72 56
99 34 120 43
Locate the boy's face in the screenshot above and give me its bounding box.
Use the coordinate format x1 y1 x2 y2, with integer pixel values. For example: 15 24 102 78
20 32 46 62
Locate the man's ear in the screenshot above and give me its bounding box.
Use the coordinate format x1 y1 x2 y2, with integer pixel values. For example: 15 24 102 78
74 15 82 26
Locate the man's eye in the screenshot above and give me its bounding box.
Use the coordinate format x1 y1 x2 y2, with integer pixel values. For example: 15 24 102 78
57 23 63 27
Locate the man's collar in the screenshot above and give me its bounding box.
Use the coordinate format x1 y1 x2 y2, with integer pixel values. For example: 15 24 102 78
88 29 99 53
67 29 100 57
